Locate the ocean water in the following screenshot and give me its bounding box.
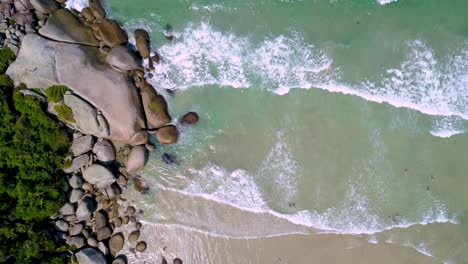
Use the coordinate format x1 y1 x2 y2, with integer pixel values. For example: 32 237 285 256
70 0 468 263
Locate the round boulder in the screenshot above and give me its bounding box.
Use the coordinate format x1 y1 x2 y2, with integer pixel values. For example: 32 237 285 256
134 29 150 59
97 227 112 241
125 145 148 174
135 241 147 252
76 196 98 221
156 125 178 144
95 211 107 230
173 258 183 264
76 248 107 264
181 112 199 124
54 220 69 232
128 230 140 242
83 164 116 188
106 45 141 72
99 19 128 47
109 233 124 254
93 140 116 164
112 255 127 264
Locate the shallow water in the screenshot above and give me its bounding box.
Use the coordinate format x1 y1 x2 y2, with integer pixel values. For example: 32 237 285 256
70 0 468 262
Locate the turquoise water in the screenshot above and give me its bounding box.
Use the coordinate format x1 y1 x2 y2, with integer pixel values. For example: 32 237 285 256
72 0 468 262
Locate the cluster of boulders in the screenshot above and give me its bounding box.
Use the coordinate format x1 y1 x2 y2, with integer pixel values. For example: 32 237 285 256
3 0 199 263
53 132 151 263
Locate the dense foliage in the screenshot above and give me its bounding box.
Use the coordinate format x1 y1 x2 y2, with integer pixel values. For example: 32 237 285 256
44 85 69 103
54 104 75 124
0 63 70 261
0 48 15 74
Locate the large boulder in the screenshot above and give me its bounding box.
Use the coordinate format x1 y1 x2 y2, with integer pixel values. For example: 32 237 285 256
38 9 100 46
60 202 75 215
98 19 128 47
181 112 199 124
93 140 116 163
63 154 90 173
156 125 178 144
7 34 146 143
76 196 97 221
134 29 150 59
140 81 171 129
75 248 107 264
83 164 116 188
125 145 148 174
89 0 106 20
64 94 110 138
30 0 59 14
106 45 140 72
71 135 94 157
80 7 95 22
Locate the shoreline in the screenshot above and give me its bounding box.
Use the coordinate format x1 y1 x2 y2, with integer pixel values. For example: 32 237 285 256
0 0 194 263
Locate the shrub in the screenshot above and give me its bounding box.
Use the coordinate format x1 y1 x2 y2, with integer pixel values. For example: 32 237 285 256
44 85 69 103
54 104 76 124
0 77 70 263
0 47 15 74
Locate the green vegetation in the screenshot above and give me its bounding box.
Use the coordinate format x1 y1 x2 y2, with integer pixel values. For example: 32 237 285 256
44 85 69 103
0 47 15 74
0 48 70 263
54 104 76 124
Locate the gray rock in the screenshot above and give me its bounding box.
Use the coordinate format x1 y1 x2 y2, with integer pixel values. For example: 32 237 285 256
64 94 110 138
97 227 112 241
54 220 69 232
11 12 34 27
30 0 59 14
76 196 97 221
82 182 94 192
69 223 84 236
103 183 122 199
106 45 140 72
69 188 84 203
67 235 86 249
69 175 84 189
98 241 108 255
87 237 98 247
38 9 99 46
71 135 95 157
93 140 116 163
125 146 148 175
63 154 90 173
60 202 75 216
75 248 107 264
6 34 146 144
83 164 116 188
94 211 107 230
63 214 78 223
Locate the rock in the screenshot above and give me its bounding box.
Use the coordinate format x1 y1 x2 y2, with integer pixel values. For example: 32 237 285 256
181 112 199 124
128 130 149 146
54 220 69 232
67 235 86 249
116 175 127 186
97 227 112 241
69 188 84 203
162 257 168 264
76 196 97 221
69 175 84 189
30 0 59 14
173 258 183 264
98 19 128 47
134 29 150 59
133 175 149 193
122 216 129 225
126 206 136 215
80 7 95 21
135 222 142 230
109 233 124 254
82 182 94 192
83 164 116 188
56 231 67 241
112 256 127 264
130 216 136 223
114 217 122 227
128 230 140 242
103 182 122 198
125 146 148 174
89 0 106 20
98 241 108 256
64 94 110 138
14 0 31 12
69 223 84 236
60 202 75 216
94 211 107 229
106 45 140 72
7 34 145 144
156 125 178 144
93 140 115 164
162 153 177 165
87 237 98 247
140 81 171 129
145 143 155 152
135 241 147 252
64 214 78 223
38 9 100 46
63 154 90 173
72 135 95 157
75 248 107 264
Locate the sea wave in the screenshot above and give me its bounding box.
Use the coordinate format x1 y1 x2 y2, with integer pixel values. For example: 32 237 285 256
65 0 88 11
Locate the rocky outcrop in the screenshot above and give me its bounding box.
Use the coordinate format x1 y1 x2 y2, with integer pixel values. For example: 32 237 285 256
106 45 140 72
134 29 150 59
38 9 100 46
109 233 124 254
181 112 199 124
7 34 146 143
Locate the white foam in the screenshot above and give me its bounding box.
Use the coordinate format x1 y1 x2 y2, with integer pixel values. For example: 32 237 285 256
65 0 88 11
430 116 466 138
377 0 398 5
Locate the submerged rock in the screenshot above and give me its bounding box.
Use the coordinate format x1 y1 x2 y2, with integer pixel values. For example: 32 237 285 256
181 112 199 124
134 29 150 59
133 175 149 193
125 145 148 174
75 248 107 264
162 153 177 165
60 202 76 216
156 125 178 144
83 164 116 188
